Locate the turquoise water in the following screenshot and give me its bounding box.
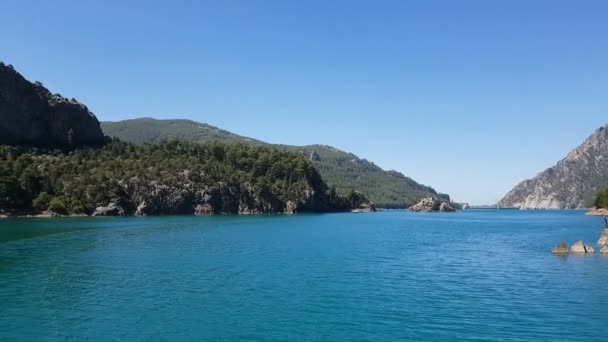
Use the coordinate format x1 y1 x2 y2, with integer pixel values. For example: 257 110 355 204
1 210 607 341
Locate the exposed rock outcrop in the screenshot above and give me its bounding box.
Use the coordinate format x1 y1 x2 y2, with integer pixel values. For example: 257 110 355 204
570 240 595 253
499 125 608 209
409 197 456 212
0 62 106 148
587 208 608 216
351 203 377 213
551 242 569 254
601 246 608 254
92 203 125 216
598 229 608 245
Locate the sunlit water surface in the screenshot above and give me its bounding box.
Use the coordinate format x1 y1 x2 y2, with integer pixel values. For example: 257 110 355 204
1 210 607 341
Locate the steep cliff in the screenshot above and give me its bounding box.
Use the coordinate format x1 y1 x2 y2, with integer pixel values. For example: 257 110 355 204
0 62 106 148
499 124 608 209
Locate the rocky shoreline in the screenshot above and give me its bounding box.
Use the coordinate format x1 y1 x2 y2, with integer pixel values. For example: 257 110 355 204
586 207 608 216
552 226 608 255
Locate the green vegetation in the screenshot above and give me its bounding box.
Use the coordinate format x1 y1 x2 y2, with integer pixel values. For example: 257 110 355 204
595 190 608 209
101 118 264 145
0 142 365 215
102 118 448 208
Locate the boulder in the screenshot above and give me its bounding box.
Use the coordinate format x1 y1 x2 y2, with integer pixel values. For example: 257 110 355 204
409 197 456 212
551 242 569 254
601 246 608 254
92 203 125 216
570 240 595 253
598 229 608 245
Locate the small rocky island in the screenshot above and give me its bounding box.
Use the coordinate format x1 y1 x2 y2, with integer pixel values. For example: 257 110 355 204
409 197 456 212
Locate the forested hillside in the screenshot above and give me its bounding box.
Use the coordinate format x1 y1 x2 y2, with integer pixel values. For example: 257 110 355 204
102 118 449 207
0 142 368 216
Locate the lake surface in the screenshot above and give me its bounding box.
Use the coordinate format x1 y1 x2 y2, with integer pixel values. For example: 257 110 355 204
1 210 607 341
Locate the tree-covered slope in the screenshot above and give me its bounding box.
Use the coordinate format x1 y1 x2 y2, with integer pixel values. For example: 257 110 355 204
102 118 449 207
0 142 364 215
101 118 264 145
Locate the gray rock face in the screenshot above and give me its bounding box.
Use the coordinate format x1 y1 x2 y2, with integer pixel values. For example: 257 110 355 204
409 197 456 212
499 125 608 209
92 203 125 216
551 242 569 254
570 240 595 253
0 63 106 148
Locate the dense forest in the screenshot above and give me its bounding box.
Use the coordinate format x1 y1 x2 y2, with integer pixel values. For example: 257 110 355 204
0 141 371 216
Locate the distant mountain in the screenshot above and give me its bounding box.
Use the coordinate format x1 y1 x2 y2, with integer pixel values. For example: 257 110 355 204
499 124 608 209
102 118 264 145
0 62 106 148
102 118 449 207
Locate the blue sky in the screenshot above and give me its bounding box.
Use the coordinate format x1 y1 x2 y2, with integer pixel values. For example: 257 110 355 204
2 0 607 204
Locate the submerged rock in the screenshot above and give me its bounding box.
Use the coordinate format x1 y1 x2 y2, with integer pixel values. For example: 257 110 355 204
570 240 595 254
551 242 569 254
409 197 456 212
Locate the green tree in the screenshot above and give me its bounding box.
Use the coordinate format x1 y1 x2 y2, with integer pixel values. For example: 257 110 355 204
48 197 68 214
33 192 53 211
595 190 608 208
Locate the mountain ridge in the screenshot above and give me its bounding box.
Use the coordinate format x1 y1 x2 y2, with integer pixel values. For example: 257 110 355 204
101 118 449 207
499 124 608 209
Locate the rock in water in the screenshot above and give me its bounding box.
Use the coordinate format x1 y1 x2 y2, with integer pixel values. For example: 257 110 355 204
0 62 106 148
570 240 595 253
598 229 608 245
409 197 456 212
551 242 569 254
601 246 608 254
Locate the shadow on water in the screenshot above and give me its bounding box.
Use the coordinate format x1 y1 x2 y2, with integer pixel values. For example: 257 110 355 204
0 217 112 244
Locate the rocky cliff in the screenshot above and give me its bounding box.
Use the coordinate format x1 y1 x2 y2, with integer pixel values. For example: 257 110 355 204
0 62 106 148
499 124 608 209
